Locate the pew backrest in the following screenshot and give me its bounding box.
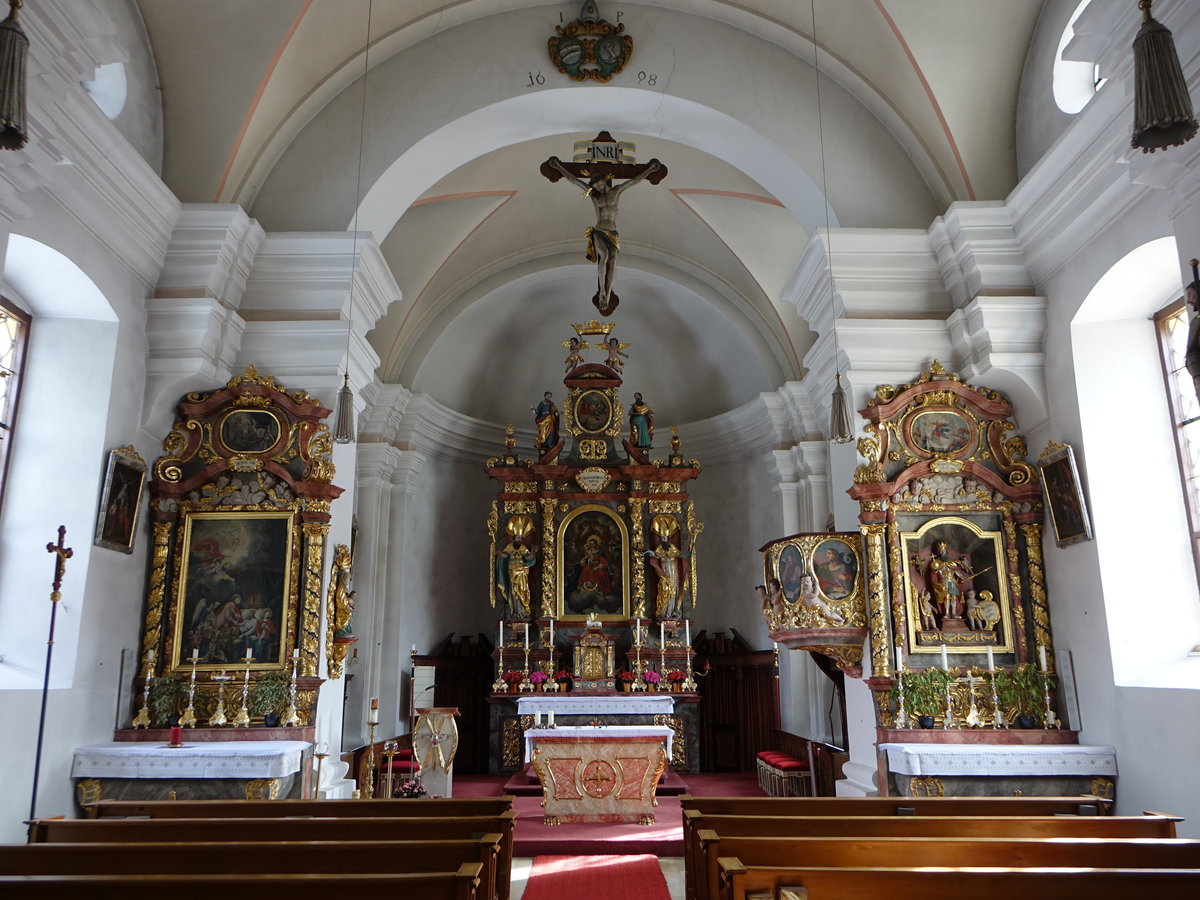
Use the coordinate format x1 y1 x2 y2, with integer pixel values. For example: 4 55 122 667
86 796 514 819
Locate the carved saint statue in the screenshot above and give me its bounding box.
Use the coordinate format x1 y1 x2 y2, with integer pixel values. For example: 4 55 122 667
495 517 537 619
629 392 654 448
646 526 686 619
532 391 560 454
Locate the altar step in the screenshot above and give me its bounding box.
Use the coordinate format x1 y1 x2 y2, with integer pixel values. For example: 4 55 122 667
503 765 691 796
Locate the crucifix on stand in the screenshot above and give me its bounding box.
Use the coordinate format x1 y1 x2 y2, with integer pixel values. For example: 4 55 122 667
30 526 73 827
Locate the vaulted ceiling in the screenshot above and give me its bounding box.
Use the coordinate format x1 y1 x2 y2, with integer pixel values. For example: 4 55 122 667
135 0 1045 427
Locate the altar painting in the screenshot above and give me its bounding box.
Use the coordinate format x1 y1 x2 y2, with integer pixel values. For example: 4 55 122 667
899 515 1014 655
173 510 296 669
557 505 629 620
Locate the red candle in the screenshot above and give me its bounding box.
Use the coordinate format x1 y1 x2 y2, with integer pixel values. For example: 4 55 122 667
169 725 183 747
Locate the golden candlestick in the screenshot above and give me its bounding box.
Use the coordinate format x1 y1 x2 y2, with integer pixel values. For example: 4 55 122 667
208 671 232 727
312 741 329 800
383 739 398 799
131 649 155 729
281 653 301 727
364 720 378 799
232 651 253 727
179 655 201 728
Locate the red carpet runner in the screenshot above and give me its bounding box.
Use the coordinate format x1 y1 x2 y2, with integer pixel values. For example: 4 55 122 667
521 855 671 900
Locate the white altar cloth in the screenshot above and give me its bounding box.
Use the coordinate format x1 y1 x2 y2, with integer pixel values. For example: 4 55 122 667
72 741 309 780
516 694 675 717
524 725 673 765
879 743 1117 778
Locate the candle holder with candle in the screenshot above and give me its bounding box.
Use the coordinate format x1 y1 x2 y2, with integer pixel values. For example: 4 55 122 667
179 653 201 728
232 650 254 727
364 698 380 799
208 671 232 727
131 649 155 729
312 741 329 799
280 650 302 727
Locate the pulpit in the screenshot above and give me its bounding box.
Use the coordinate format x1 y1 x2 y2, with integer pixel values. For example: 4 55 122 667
529 727 669 824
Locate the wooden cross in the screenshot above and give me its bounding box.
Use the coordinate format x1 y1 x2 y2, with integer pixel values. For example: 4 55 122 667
46 525 73 601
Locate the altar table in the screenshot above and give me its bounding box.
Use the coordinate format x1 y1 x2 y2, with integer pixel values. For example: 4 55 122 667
877 742 1118 799
523 724 673 765
72 740 310 806
516 694 675 717
529 730 669 825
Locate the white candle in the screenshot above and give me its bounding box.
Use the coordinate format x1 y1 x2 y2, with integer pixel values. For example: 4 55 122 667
986 646 994 672
940 644 949 670
499 620 505 646
367 697 379 725
192 647 199 659
292 648 300 659
1039 645 1048 673
895 643 904 671
534 711 542 726
147 648 155 660
660 622 665 646
549 619 555 647
524 623 530 650
547 710 555 727
685 620 691 646
411 643 417 653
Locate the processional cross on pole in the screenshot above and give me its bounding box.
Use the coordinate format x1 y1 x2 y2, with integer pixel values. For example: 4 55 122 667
541 131 667 315
30 526 73 828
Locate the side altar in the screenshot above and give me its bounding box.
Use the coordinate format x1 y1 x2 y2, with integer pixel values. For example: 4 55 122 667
485 319 704 774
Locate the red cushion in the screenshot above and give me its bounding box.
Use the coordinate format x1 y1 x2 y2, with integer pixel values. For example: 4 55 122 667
756 751 787 761
769 758 809 772
381 759 419 773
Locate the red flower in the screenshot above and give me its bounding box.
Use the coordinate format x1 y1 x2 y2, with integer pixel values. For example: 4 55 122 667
530 670 548 684
502 670 524 684
618 671 636 682
666 669 686 683
642 670 661 684
554 670 572 680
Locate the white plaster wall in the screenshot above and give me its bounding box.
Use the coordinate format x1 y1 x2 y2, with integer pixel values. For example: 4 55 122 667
93 0 164 174
249 6 938 235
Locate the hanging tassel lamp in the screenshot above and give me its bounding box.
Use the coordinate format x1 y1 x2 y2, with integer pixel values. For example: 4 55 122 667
829 372 854 445
1131 0 1197 152
0 0 29 150
332 0 374 445
332 372 356 444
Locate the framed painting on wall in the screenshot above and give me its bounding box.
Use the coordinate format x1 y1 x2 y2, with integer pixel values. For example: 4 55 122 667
171 509 297 670
1038 441 1093 547
94 446 147 553
557 504 629 621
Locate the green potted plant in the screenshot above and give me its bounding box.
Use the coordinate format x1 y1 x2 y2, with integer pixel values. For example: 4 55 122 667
993 662 1047 728
148 673 186 727
894 666 956 728
250 669 292 727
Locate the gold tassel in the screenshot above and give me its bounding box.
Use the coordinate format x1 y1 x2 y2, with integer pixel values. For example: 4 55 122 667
1131 0 1198 152
0 0 29 151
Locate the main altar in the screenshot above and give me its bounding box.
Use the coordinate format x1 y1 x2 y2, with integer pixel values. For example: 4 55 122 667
484 318 704 776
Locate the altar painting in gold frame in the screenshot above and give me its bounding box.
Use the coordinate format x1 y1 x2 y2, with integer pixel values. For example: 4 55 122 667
899 515 1014 656
557 504 629 621
170 509 298 672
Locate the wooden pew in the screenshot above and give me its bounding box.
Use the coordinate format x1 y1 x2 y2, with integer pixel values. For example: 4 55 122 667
0 867 483 900
698 833 1200 900
682 810 1181 900
717 858 1200 900
29 812 516 900
85 796 514 819
679 794 1112 817
0 838 501 899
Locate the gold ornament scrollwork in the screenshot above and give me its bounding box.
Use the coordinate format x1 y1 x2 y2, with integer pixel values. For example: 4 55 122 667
1021 522 1053 671
141 521 173 663
300 523 328 677
909 776 944 797
687 500 703 612
864 524 891 677
504 500 537 515
652 713 687 768
325 543 353 680
631 497 647 617
76 779 103 807
487 502 499 608
540 498 557 618
245 778 282 800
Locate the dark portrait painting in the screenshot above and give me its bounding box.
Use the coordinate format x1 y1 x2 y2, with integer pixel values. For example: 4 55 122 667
575 391 613 434
1040 444 1092 547
777 544 806 603
176 511 294 668
559 506 627 618
94 448 147 553
219 410 282 454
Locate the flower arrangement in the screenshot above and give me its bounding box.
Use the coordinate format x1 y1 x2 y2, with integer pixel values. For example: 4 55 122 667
666 669 687 684
642 669 661 684
395 779 427 798
502 670 524 686
529 670 548 685
554 670 573 681
618 670 637 683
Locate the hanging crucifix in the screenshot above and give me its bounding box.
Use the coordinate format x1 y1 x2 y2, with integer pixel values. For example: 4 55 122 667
541 131 667 315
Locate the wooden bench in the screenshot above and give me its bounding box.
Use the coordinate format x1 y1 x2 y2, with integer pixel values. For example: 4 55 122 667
85 796 515 819
698 833 1200 900
682 810 1181 900
29 811 515 899
717 859 1200 900
680 794 1112 817
0 837 502 900
0 867 484 900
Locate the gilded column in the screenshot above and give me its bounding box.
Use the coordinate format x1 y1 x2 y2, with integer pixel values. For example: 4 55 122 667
630 496 647 617
863 523 891 678
487 502 499 608
540 495 557 618
140 519 174 664
886 519 907 652
686 499 703 611
300 521 329 677
1021 522 1052 671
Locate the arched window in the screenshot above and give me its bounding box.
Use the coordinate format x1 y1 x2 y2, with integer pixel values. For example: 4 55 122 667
1155 295 1200 581
1053 0 1103 115
0 297 30 511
